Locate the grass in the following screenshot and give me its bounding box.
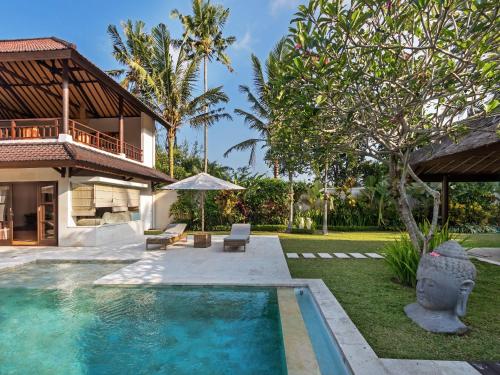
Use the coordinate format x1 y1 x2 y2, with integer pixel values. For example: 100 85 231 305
281 231 500 361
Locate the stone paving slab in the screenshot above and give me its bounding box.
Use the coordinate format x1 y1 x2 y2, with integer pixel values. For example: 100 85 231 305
301 253 316 259
349 252 368 259
366 253 384 259
333 252 350 258
318 253 333 259
381 359 480 375
286 253 299 259
468 248 500 266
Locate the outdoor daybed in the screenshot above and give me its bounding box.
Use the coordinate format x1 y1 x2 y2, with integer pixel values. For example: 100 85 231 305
146 223 187 250
223 224 251 252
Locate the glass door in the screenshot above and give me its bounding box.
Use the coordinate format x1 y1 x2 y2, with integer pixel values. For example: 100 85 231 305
0 184 12 245
38 182 57 246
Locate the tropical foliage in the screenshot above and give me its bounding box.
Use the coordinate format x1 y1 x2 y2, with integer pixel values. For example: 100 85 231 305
224 39 287 178
108 21 231 178
268 0 499 252
172 0 235 172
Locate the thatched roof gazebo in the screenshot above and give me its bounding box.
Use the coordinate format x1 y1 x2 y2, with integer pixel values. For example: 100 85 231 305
410 114 500 223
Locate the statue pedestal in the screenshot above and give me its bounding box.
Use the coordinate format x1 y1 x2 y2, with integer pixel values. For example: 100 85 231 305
404 303 468 334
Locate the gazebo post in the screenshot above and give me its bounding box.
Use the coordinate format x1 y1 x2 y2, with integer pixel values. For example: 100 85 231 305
441 175 449 225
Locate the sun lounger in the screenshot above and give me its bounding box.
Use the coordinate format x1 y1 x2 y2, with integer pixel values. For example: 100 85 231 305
146 223 187 250
223 224 251 252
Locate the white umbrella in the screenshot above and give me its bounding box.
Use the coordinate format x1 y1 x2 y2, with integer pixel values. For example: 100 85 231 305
162 172 245 232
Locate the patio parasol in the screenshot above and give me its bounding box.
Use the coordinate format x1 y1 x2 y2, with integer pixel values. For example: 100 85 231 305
162 172 245 232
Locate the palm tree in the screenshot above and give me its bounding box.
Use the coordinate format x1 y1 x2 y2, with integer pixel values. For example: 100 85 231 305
172 0 235 173
224 39 286 178
108 22 231 178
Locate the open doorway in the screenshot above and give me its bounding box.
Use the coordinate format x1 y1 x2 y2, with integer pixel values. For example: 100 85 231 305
0 182 58 246
12 182 38 245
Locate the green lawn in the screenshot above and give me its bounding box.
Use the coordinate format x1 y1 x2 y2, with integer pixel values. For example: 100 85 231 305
280 232 500 361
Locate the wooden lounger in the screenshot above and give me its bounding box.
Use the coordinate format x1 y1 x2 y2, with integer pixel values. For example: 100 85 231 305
223 224 251 252
146 223 187 250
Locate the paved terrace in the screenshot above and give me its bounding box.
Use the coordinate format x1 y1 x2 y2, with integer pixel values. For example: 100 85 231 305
0 235 292 285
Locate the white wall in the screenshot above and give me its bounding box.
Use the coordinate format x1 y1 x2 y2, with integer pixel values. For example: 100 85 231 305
153 190 178 230
141 113 156 168
140 181 154 230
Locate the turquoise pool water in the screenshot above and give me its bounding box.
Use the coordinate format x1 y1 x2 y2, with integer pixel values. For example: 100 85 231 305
295 288 352 375
0 265 286 375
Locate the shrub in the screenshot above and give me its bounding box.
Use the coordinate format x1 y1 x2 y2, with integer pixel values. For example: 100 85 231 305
384 235 420 287
252 224 288 232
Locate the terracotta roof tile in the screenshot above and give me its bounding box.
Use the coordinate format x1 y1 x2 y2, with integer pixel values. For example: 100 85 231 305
0 37 72 53
0 142 174 183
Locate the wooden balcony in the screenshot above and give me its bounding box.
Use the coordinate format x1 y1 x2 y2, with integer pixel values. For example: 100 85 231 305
0 118 143 162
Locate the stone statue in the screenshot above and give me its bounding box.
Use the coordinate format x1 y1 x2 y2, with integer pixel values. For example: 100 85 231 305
404 240 476 334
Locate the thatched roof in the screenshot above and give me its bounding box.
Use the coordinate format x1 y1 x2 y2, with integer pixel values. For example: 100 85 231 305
411 114 500 182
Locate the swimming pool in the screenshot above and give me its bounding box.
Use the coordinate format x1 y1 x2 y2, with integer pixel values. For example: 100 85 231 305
0 264 286 375
0 263 352 375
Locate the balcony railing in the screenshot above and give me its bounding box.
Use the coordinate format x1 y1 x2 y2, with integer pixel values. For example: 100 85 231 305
0 118 143 162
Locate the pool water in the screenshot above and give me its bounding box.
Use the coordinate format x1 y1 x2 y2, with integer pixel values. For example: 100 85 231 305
0 265 286 375
295 288 352 375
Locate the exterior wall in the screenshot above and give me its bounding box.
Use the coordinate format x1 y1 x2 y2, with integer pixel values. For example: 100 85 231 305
0 168 152 246
140 181 154 231
153 190 178 230
141 113 156 168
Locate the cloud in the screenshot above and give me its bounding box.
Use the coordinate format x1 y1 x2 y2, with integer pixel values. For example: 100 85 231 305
269 0 300 15
233 30 252 51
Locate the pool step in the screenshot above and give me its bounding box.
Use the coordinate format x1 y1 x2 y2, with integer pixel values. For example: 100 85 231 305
277 288 321 375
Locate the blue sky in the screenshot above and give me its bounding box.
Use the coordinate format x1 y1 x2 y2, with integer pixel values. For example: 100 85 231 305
1 0 304 175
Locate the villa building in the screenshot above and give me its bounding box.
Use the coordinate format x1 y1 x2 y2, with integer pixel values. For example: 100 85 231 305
0 37 175 246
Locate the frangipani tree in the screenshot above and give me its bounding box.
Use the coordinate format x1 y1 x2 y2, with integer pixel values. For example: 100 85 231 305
283 0 499 253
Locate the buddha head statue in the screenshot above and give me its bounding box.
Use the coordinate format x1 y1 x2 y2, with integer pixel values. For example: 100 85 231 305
405 240 476 334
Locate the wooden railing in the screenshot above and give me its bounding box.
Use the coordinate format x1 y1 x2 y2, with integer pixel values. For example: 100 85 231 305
69 120 120 155
0 118 60 139
123 142 143 162
0 118 143 162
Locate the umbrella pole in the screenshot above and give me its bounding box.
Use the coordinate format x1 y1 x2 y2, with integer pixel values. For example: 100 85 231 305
201 191 205 232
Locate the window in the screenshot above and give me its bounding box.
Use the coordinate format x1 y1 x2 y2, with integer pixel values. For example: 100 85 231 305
71 183 140 226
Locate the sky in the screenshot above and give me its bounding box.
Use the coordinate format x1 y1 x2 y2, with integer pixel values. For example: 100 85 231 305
0 0 305 176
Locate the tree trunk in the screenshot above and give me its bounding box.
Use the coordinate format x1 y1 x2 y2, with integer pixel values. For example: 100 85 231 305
203 55 208 173
167 127 175 179
287 171 294 233
389 153 441 254
273 159 279 179
322 161 328 235
389 154 423 252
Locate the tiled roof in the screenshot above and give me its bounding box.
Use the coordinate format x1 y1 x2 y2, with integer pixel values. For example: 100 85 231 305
0 142 174 183
0 37 73 53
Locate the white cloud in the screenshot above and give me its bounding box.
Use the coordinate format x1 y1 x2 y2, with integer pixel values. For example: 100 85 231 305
233 30 252 51
269 0 300 15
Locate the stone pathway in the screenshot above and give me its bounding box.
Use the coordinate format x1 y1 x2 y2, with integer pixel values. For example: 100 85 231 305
467 248 500 266
286 252 385 259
